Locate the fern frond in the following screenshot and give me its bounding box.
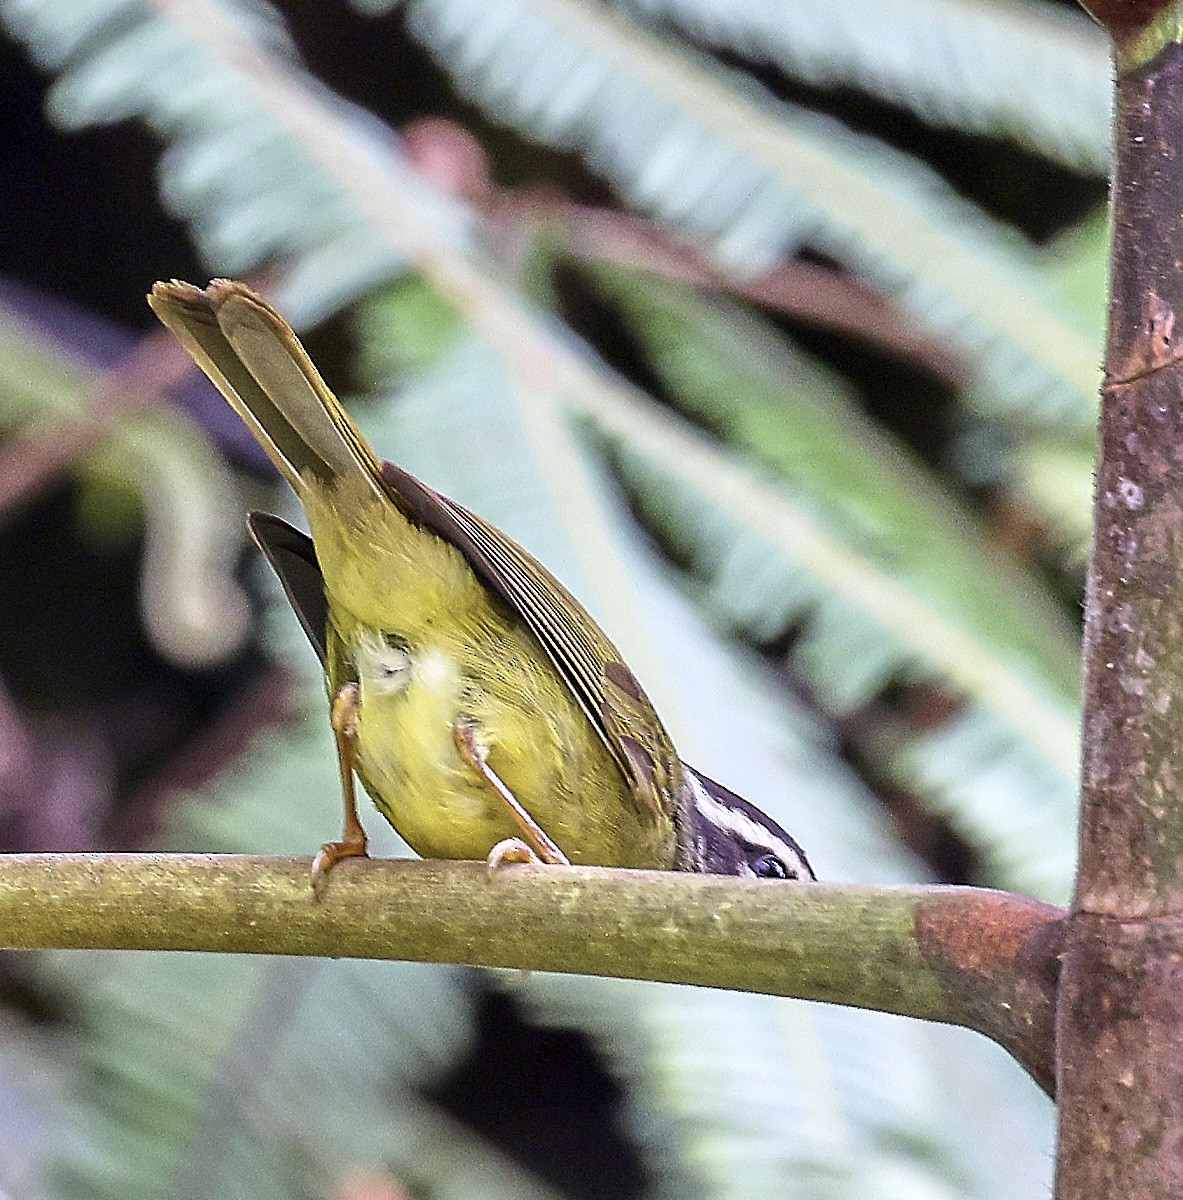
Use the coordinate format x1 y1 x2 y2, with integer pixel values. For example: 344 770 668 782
570 360 1079 770
612 445 1077 898
516 972 1055 1200
594 268 1079 692
616 0 1111 171
45 936 550 1200
894 705 1077 897
389 0 1103 431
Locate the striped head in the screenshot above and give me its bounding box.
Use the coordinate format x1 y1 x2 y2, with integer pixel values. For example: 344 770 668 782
678 767 816 880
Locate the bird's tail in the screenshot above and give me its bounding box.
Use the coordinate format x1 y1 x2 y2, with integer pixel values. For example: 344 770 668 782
149 278 386 502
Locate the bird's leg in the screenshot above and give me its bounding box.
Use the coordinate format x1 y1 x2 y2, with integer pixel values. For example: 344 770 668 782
451 721 570 871
311 682 370 895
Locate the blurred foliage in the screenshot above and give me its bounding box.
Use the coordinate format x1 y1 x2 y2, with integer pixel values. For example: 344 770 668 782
0 0 1112 1197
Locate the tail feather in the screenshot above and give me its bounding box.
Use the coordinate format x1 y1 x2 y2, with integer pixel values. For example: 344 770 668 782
148 279 385 501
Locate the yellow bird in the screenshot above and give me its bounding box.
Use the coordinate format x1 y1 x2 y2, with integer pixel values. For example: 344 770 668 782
150 279 815 887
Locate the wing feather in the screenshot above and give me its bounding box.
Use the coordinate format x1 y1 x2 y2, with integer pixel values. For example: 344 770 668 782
380 462 683 820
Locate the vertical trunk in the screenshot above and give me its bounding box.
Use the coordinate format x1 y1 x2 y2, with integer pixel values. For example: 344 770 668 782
1056 24 1183 1198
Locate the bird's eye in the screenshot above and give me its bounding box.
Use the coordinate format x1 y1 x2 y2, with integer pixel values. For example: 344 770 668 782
752 853 790 880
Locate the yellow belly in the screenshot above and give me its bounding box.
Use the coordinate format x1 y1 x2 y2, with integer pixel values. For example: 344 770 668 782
306 479 675 869
341 627 672 868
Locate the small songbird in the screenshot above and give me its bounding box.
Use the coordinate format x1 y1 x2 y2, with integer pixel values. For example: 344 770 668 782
149 279 815 888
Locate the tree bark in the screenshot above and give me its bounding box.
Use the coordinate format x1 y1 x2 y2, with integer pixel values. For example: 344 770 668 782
1056 20 1183 1196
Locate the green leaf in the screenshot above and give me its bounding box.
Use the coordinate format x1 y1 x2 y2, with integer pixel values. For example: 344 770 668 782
616 0 1111 172
592 267 1080 697
395 0 1103 431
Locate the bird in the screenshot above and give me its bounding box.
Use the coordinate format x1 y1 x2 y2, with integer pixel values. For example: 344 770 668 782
149 278 816 888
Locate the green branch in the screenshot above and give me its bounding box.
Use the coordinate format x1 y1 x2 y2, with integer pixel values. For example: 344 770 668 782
0 852 1062 1095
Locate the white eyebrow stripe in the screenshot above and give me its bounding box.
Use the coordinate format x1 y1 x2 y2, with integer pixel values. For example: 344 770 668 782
685 773 809 869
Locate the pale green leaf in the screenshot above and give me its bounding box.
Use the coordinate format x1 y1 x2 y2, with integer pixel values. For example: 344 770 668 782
616 0 1110 172
393 0 1104 431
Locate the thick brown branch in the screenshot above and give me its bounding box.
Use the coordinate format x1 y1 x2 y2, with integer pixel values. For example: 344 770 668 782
0 852 1061 1094
1057 26 1183 1197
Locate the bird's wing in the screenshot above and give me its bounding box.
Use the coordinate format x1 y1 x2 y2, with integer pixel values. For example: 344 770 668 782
381 462 683 822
